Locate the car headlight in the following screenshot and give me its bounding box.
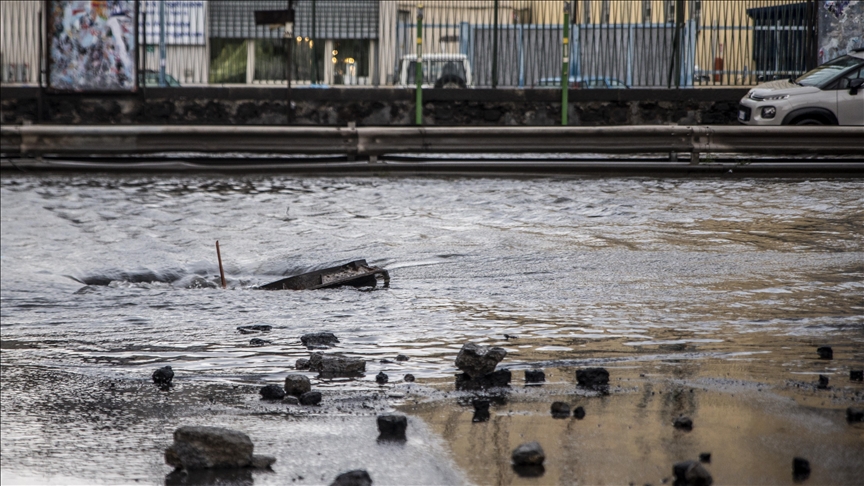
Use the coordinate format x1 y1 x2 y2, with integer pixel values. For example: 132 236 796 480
762 94 789 101
761 106 777 118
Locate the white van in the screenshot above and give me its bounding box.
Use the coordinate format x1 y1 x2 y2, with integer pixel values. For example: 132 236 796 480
398 54 473 88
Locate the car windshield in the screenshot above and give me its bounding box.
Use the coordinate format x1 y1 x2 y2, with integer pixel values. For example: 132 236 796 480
795 55 863 87
406 60 466 84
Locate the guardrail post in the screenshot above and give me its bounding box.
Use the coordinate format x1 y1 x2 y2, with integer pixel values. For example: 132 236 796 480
415 4 424 126
561 2 570 126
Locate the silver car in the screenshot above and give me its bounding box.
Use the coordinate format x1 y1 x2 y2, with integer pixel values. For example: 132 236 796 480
738 48 864 126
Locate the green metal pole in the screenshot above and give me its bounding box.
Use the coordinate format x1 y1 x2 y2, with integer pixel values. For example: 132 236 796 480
561 3 570 126
415 4 424 125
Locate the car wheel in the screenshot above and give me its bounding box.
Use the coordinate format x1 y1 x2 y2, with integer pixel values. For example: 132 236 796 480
794 117 825 125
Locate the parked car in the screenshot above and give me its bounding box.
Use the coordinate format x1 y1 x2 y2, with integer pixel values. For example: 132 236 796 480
139 70 181 87
738 48 864 126
536 76 629 89
398 54 473 88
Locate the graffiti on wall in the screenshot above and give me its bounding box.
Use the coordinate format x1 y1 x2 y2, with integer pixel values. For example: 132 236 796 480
819 0 862 63
48 0 136 91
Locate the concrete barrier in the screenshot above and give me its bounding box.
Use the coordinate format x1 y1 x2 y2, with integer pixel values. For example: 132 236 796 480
1 125 862 158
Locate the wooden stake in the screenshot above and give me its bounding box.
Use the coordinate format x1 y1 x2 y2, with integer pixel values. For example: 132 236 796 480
216 240 226 289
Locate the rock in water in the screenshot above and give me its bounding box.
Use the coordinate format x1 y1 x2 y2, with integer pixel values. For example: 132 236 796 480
573 406 586 420
403 374 415 382
847 407 864 422
699 453 711 463
455 343 507 378
551 402 570 418
396 354 409 361
259 384 285 400
284 374 312 396
331 469 373 486
377 414 408 440
576 368 609 391
511 442 545 466
455 369 512 390
816 346 833 359
376 372 389 384
817 375 829 389
299 391 322 406
152 366 174 385
164 426 274 470
301 332 339 349
793 457 811 481
237 325 272 334
525 369 546 383
472 399 491 422
850 370 863 381
249 338 271 347
309 352 366 376
295 358 310 370
674 416 694 431
672 460 713 486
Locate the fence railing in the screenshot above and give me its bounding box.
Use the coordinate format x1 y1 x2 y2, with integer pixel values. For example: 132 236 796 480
1 0 819 89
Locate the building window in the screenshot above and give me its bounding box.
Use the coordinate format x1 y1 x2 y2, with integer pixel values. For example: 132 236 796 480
690 0 702 23
582 1 592 24
642 0 652 23
209 39 246 84
601 0 611 24
665 0 676 23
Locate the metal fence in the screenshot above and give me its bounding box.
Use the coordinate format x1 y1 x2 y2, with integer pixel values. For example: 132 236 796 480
1 0 821 88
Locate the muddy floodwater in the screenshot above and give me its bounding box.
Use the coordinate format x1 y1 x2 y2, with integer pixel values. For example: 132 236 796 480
1 174 863 485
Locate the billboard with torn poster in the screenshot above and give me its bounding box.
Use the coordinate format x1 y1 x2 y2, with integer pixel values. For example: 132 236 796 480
818 0 863 63
48 0 137 91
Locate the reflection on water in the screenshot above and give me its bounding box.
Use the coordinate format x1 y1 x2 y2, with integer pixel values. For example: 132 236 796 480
1 175 863 484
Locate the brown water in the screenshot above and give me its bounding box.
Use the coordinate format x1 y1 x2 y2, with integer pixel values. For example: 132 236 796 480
1 174 862 485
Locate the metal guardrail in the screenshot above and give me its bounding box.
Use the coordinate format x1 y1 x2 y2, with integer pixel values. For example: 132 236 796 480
2 125 861 158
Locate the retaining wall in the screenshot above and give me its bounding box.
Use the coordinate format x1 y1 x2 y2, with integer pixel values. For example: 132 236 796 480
1 87 747 126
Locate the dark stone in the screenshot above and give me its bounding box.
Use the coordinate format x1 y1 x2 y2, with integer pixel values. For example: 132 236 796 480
284 374 312 396
309 352 366 376
237 325 271 334
299 391 322 406
165 468 254 485
573 406 586 419
472 399 491 422
301 332 339 349
376 372 389 384
295 358 310 370
673 461 713 486
817 375 829 389
511 441 545 466
396 354 409 361
817 346 833 359
551 402 570 418
847 407 864 422
259 384 285 400
379 359 392 364
377 413 408 440
576 367 610 391
455 343 507 378
403 374 415 382
525 369 546 383
512 465 545 478
699 453 711 463
674 416 694 431
850 370 863 381
455 369 512 390
164 426 275 470
504 334 517 340
283 395 299 405
152 366 174 385
331 469 373 486
793 457 811 481
249 338 271 347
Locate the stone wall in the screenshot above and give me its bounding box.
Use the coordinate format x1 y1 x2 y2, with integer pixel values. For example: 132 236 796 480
1 87 745 126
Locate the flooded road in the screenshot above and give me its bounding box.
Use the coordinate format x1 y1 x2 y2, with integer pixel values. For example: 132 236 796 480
2 174 863 485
